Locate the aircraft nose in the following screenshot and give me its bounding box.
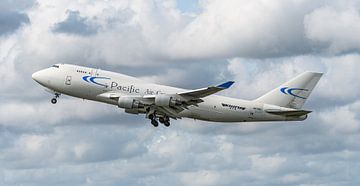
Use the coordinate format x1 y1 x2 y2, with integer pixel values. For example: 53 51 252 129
32 71 41 82
32 70 48 85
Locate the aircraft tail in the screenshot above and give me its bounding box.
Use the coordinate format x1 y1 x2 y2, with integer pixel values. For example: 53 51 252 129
255 71 323 109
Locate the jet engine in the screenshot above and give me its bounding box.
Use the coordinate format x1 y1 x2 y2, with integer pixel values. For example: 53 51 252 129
155 94 181 107
118 96 143 109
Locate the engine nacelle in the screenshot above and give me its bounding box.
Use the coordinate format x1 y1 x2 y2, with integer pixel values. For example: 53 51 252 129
155 94 180 107
118 96 142 109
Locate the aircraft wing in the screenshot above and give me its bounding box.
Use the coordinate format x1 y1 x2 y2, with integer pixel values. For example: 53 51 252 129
142 81 235 118
98 81 235 119
99 81 234 100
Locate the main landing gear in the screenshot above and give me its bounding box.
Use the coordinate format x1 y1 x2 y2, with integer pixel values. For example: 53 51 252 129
148 113 170 128
159 117 170 127
51 93 60 104
149 114 159 127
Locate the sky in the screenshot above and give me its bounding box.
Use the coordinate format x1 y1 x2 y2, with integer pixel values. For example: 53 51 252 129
0 0 360 185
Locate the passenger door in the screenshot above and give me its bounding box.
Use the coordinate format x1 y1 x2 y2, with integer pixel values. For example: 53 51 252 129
65 75 72 85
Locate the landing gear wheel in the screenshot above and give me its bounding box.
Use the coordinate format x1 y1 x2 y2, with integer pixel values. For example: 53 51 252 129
159 117 170 127
148 114 155 120
51 98 57 104
164 121 170 127
151 119 159 127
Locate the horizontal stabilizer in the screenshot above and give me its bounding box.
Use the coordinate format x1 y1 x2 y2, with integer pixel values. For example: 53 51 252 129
266 109 312 117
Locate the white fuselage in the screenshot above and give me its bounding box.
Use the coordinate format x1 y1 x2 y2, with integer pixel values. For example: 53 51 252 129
32 64 306 123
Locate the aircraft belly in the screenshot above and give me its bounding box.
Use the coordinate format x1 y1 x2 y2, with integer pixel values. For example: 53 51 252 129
187 107 223 121
186 105 246 122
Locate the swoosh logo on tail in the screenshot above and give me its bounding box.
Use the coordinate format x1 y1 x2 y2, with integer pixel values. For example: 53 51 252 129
280 87 308 99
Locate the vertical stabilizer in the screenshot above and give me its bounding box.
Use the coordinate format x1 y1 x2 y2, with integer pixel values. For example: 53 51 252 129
255 72 323 109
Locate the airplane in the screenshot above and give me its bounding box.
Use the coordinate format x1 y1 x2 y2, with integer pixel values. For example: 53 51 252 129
32 64 323 127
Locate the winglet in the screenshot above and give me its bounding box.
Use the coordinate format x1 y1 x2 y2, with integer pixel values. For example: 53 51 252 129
217 81 235 89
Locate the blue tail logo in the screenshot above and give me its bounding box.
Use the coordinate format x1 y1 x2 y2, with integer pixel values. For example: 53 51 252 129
280 87 308 99
82 76 110 88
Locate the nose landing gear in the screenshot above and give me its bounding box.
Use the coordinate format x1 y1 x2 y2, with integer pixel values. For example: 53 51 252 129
51 93 61 104
51 98 57 104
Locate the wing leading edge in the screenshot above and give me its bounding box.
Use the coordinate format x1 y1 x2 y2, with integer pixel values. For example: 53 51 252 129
177 81 235 98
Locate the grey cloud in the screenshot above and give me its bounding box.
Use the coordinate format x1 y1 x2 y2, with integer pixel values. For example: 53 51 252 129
138 60 230 89
0 0 36 11
0 11 29 36
4 0 360 73
52 10 99 36
1 0 360 186
0 125 149 169
0 0 36 36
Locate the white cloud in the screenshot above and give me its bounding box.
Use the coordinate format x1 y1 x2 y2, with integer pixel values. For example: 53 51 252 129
167 0 324 59
0 99 119 126
249 154 287 173
73 143 92 160
319 101 360 134
0 36 23 91
305 6 360 53
179 171 222 186
281 173 310 184
1 0 360 185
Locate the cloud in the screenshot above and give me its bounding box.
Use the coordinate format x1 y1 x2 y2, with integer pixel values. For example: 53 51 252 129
52 10 99 36
166 0 324 59
249 154 287 173
1 0 360 185
179 170 223 186
305 6 360 53
0 11 30 36
319 101 360 134
0 0 35 36
7 0 360 73
0 0 36 11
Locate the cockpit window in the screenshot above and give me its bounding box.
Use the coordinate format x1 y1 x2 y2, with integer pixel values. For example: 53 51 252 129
52 64 59 68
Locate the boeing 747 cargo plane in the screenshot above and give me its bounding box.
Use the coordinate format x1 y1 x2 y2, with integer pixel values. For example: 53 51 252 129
32 64 322 127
